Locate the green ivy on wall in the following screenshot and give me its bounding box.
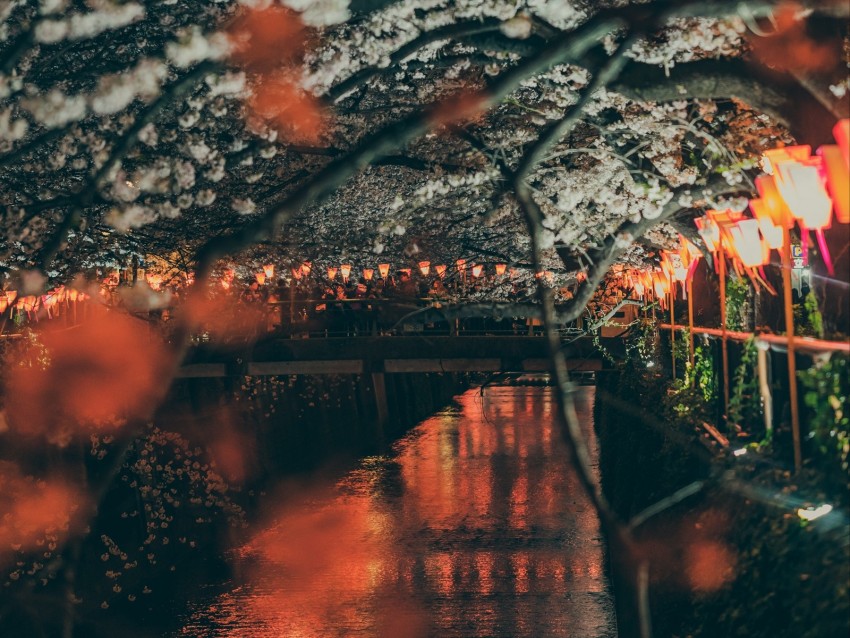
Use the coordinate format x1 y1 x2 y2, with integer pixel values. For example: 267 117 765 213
725 275 750 332
798 354 850 476
728 337 762 431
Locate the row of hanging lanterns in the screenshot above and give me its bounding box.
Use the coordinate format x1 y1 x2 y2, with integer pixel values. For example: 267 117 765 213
0 286 91 320
250 258 522 287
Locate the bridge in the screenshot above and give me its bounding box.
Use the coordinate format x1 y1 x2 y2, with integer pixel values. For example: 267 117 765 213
177 334 611 378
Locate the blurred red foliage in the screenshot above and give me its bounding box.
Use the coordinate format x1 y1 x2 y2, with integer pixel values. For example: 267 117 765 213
248 74 325 144
181 294 266 341
227 5 327 144
0 462 87 561
429 89 488 129
4 312 169 441
226 5 306 72
748 3 840 73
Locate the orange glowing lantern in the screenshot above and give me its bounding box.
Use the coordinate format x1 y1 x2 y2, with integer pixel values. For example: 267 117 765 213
291 267 302 280
755 176 794 234
749 199 784 249
456 259 466 272
535 271 544 279
495 263 507 276
471 264 483 278
762 145 812 174
146 274 163 290
695 216 720 252
263 264 275 279
435 264 447 278
728 219 768 268
818 144 849 224
340 264 351 281
301 262 312 277
378 263 390 279
327 267 338 280
255 272 266 285
773 158 833 230
221 279 231 290
363 268 374 281
834 119 850 162
418 261 430 276
652 272 668 297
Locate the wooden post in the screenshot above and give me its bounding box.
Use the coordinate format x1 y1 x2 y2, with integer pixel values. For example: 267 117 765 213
781 228 802 473
687 277 695 371
719 247 730 423
669 274 676 380
757 344 773 440
371 371 389 437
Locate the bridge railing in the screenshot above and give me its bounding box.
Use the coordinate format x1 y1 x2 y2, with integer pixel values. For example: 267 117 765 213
257 298 584 339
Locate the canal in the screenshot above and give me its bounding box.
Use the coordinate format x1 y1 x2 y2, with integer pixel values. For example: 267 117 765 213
178 384 616 637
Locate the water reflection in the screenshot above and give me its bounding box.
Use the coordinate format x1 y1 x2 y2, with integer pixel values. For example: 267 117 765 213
179 386 616 637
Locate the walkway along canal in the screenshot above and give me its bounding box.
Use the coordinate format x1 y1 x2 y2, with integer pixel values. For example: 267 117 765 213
178 384 616 637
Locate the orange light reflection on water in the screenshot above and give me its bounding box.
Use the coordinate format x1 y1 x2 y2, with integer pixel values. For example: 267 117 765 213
181 386 616 638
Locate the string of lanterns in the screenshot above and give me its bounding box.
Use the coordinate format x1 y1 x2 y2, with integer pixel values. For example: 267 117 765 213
0 286 91 321
246 258 531 288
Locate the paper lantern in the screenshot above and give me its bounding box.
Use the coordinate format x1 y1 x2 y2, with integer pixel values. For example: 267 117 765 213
728 219 768 267
327 267 338 280
749 199 784 249
291 267 302 280
495 263 507 276
456 259 466 272
363 268 374 281
695 216 720 252
773 158 832 230
255 272 266 285
418 261 430 276
762 145 812 175
833 119 849 164
435 265 446 278
301 262 312 276
263 264 275 279
471 264 483 278
652 272 667 297
340 264 351 281
146 274 162 290
754 175 794 229
818 145 850 224
378 263 390 279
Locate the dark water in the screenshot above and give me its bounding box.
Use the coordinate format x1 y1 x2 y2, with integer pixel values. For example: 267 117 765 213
177 385 616 637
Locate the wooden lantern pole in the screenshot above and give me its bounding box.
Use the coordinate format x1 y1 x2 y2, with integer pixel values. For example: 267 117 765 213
669 272 676 380
718 246 730 423
687 276 695 371
781 226 802 473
